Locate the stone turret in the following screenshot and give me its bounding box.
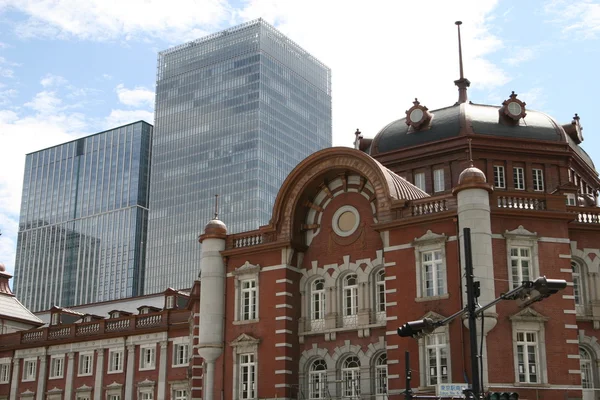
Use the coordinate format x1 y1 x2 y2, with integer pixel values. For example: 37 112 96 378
197 218 227 400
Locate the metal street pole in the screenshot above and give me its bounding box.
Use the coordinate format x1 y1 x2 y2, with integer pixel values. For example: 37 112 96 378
405 351 413 400
464 227 481 399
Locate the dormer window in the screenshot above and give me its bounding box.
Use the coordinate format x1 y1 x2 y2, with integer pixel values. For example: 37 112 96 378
166 295 175 309
140 308 149 315
51 313 59 326
83 316 92 323
110 311 121 319
405 98 432 130
500 91 527 122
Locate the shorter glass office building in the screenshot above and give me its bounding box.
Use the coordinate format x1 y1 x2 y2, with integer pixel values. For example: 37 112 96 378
13 121 152 312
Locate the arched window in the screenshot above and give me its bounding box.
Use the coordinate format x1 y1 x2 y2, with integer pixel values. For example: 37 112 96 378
572 261 585 307
343 274 358 327
374 353 387 399
309 359 328 399
580 347 594 389
375 270 386 323
341 356 361 399
311 279 326 331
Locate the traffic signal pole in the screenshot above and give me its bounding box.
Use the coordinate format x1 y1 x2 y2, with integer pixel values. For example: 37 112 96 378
464 228 481 400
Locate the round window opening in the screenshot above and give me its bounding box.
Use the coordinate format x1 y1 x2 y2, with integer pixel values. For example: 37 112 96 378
332 206 360 237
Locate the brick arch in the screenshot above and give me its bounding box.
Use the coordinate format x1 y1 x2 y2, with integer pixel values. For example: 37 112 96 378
268 147 398 242
571 243 600 274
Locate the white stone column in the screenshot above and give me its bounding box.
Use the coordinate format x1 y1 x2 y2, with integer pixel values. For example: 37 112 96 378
64 352 75 400
125 344 135 400
94 349 104 400
204 361 216 400
9 358 20 400
158 341 168 400
36 352 47 400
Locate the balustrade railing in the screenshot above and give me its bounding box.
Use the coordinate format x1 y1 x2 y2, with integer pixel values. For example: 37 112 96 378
76 322 101 336
105 318 131 332
495 195 547 210
568 206 600 224
136 314 162 328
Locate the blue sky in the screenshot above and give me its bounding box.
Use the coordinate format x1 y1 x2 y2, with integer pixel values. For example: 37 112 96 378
0 0 599 276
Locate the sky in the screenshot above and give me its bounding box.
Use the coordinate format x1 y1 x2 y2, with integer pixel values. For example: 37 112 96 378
0 0 599 277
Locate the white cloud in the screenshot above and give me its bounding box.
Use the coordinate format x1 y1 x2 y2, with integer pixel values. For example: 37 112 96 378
104 109 154 128
24 91 63 114
0 89 17 105
6 0 232 43
102 73 113 80
0 66 14 78
40 73 68 87
115 84 155 108
504 47 536 66
545 0 600 39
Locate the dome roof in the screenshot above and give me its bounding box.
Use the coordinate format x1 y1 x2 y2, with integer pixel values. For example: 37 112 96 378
201 218 227 240
371 103 568 155
458 166 487 185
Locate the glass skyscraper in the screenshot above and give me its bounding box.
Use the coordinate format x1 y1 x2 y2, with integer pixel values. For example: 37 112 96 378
13 121 152 312
144 19 332 293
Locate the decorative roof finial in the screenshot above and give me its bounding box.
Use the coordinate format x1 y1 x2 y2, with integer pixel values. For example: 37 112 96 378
353 128 362 149
467 138 473 167
213 194 219 219
454 21 471 104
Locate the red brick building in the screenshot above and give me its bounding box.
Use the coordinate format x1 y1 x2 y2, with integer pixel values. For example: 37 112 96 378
1 83 600 400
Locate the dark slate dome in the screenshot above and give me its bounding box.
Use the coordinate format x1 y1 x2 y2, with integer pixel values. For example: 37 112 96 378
371 103 569 155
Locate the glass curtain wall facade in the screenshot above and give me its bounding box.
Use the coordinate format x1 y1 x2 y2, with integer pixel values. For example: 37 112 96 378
144 19 331 293
13 121 152 312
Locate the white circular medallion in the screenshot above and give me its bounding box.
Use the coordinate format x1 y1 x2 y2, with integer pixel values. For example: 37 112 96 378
332 205 360 237
410 108 424 123
507 101 522 116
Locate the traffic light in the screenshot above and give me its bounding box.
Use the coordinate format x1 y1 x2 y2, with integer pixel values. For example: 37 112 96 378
486 392 518 400
397 318 435 338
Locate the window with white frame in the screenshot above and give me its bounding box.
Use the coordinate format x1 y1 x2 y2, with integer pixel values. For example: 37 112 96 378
422 250 446 297
414 172 426 192
433 168 445 192
23 359 36 381
241 279 257 321
510 247 532 289
342 274 359 327
309 359 327 399
425 332 449 385
49 356 64 379
493 165 506 188
78 353 93 376
580 347 595 389
108 349 123 373
140 346 156 370
516 331 540 383
504 226 539 290
374 353 388 399
0 363 10 383
140 392 153 400
375 270 386 324
239 353 256 400
76 395 91 400
566 193 577 206
572 261 586 308
414 231 448 299
174 390 188 400
341 356 361 399
532 169 544 191
108 395 121 400
166 295 175 309
173 343 189 367
311 278 326 331
513 167 525 190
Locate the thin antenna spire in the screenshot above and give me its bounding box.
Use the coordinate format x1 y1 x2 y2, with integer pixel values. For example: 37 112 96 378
467 138 473 167
454 21 471 104
214 194 219 219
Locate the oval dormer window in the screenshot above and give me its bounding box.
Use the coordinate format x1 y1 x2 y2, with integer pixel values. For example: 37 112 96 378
507 101 522 117
409 108 424 124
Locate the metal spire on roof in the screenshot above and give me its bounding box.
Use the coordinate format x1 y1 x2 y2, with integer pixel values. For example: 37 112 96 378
454 21 471 104
214 194 219 219
468 138 474 167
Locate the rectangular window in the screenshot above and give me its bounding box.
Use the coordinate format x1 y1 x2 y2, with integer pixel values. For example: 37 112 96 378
565 193 576 206
516 331 539 383
239 353 256 400
108 350 123 373
426 333 448 386
513 167 525 190
108 395 121 400
78 353 93 376
141 392 153 400
49 356 64 379
532 169 544 191
414 172 426 192
174 390 188 400
433 169 445 192
0 363 10 383
422 250 446 297
23 359 36 381
241 279 257 320
140 346 156 370
76 396 91 400
173 344 189 366
510 247 531 289
493 165 506 188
